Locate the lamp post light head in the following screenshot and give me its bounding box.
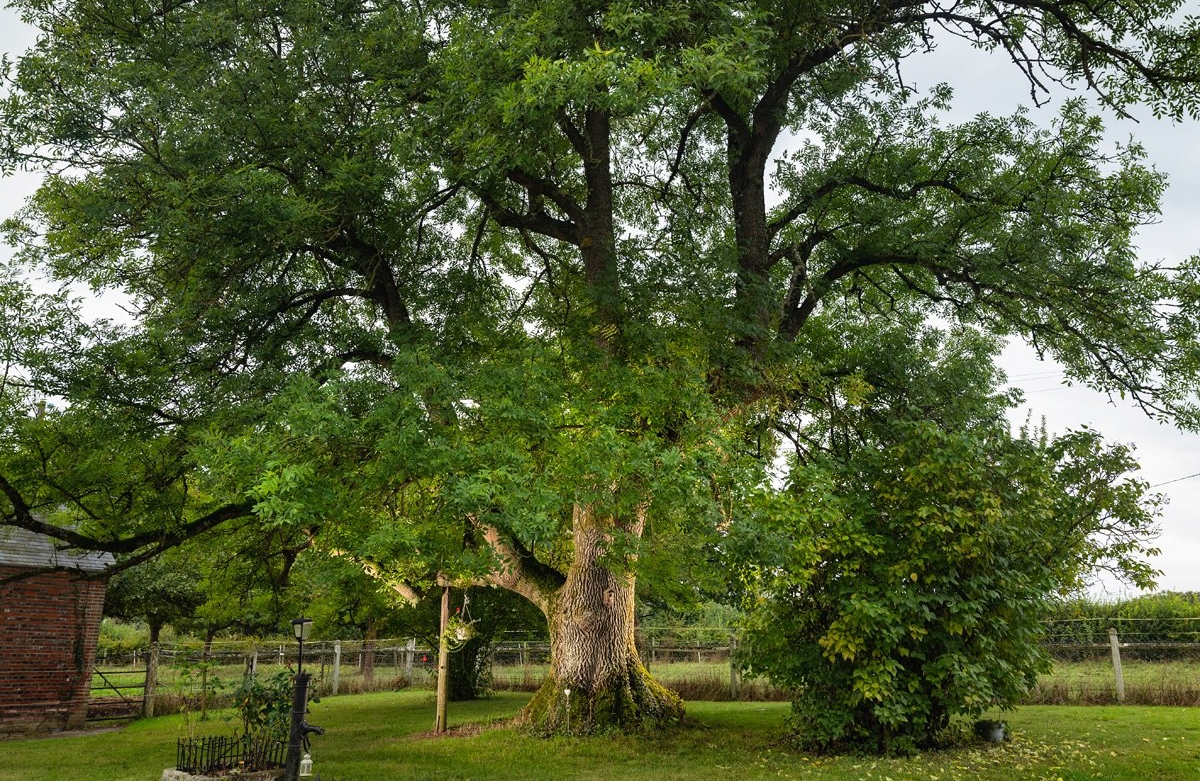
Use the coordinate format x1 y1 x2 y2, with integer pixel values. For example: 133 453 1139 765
292 617 313 642
292 617 313 678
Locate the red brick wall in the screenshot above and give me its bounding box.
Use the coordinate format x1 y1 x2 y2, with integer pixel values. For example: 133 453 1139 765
0 566 107 735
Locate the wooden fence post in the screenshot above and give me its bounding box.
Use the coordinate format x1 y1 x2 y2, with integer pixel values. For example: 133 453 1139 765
363 630 377 689
200 654 209 722
142 642 159 718
332 641 341 695
729 636 740 700
404 638 416 684
1108 627 1125 704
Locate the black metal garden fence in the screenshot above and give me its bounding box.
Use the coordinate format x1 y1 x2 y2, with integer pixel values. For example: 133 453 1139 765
176 734 286 775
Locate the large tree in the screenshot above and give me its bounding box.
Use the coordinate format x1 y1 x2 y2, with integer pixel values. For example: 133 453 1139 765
2 0 1199 733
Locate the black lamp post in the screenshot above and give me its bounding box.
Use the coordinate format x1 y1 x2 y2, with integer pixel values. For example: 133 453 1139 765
284 617 321 781
292 617 313 674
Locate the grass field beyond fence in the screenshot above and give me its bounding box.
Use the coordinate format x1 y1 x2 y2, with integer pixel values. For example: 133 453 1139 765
1 692 1198 781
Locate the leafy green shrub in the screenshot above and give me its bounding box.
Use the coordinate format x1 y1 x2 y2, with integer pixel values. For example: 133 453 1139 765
228 670 294 741
737 421 1159 754
97 618 149 656
171 656 228 725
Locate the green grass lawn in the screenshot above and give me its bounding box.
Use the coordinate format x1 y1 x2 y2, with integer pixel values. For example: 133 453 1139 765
2 692 1198 781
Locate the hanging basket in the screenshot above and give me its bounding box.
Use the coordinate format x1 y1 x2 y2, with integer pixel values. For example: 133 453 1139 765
443 615 477 650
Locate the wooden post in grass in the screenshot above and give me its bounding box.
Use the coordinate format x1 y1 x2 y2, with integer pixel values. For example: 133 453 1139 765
435 579 450 734
1109 627 1125 703
729 636 740 700
199 635 215 722
332 641 341 695
142 642 159 718
200 661 209 721
405 637 416 684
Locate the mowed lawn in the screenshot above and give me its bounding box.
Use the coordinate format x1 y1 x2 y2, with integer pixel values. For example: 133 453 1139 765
0 692 1197 781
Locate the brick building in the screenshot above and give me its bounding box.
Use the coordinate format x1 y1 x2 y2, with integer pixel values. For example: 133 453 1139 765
0 526 114 735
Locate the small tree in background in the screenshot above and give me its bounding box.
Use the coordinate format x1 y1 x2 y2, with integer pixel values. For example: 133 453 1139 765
104 555 205 645
738 419 1160 754
106 521 309 648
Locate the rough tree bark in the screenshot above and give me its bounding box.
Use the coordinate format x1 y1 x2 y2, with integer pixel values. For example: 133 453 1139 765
510 504 683 734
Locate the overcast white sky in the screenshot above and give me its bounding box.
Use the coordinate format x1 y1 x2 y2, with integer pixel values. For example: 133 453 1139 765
899 34 1200 597
1 8 1197 596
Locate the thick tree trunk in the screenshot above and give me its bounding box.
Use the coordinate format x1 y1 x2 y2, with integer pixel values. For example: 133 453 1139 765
516 505 683 734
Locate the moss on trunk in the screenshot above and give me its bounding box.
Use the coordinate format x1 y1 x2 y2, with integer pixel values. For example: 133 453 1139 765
518 657 683 735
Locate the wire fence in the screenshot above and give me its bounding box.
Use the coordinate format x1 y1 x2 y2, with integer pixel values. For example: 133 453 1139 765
86 620 1200 719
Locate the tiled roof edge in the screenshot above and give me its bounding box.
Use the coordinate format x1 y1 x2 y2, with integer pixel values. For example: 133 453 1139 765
0 525 116 573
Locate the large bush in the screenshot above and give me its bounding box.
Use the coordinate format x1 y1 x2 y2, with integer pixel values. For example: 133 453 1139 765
737 421 1158 754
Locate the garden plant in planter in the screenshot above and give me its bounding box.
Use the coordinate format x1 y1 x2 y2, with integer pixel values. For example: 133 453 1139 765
175 671 295 777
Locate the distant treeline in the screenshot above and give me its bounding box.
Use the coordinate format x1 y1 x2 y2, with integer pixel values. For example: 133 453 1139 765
1043 592 1200 644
